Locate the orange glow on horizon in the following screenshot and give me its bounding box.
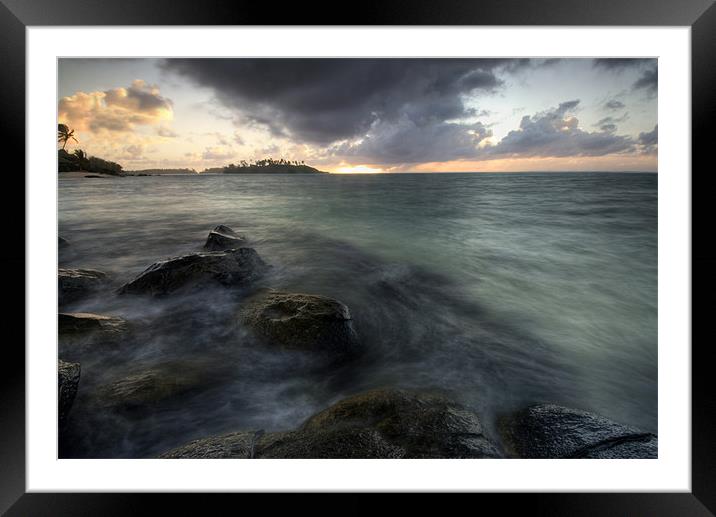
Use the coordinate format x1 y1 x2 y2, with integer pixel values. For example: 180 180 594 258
331 165 385 174
401 154 658 173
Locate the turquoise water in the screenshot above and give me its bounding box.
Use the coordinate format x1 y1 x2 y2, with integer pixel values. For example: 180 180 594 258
58 172 657 458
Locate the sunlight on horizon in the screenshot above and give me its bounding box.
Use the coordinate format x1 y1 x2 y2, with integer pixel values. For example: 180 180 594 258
332 165 385 174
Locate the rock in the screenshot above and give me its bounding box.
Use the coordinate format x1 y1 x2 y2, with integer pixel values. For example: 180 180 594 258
58 359 80 427
499 404 658 459
204 225 246 251
58 268 108 305
59 236 69 248
59 312 129 337
118 248 268 296
160 431 257 459
265 388 501 458
159 388 501 459
239 290 359 356
94 361 207 410
259 428 403 459
58 313 129 356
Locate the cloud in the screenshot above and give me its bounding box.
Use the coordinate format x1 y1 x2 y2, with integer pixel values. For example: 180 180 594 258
328 100 639 164
555 99 580 112
104 80 172 113
119 143 146 160
485 100 634 158
157 125 178 138
201 146 235 160
633 68 658 96
160 58 529 145
161 59 651 167
259 144 281 156
204 132 230 146
333 119 492 164
638 124 658 154
604 99 625 110
59 80 173 133
591 58 658 98
593 113 629 132
592 58 655 71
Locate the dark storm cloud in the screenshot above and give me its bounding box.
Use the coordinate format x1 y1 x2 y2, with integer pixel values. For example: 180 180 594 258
486 100 634 158
604 99 625 110
633 68 658 96
592 58 655 71
161 59 651 165
161 58 524 145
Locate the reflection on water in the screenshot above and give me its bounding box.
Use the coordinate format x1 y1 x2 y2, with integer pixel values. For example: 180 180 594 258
58 172 657 458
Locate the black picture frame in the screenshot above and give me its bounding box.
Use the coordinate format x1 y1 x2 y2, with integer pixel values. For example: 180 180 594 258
2 0 713 514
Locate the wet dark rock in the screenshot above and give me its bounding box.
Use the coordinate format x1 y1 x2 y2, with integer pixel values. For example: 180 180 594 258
499 404 657 459
204 224 246 251
118 248 268 296
59 236 70 248
59 312 130 356
239 290 359 356
160 431 257 459
59 312 129 337
58 359 80 427
93 361 208 410
159 388 501 459
58 268 108 305
265 388 501 458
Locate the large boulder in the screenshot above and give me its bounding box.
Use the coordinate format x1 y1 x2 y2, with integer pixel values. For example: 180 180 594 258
239 290 359 356
499 404 657 459
160 388 501 459
93 361 208 410
58 359 80 427
118 248 268 296
58 268 108 305
204 225 246 251
264 388 501 458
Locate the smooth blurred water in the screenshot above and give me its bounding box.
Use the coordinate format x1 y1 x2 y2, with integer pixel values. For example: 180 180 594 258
58 172 657 458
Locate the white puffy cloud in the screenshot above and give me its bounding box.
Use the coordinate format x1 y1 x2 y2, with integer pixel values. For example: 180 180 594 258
59 80 173 133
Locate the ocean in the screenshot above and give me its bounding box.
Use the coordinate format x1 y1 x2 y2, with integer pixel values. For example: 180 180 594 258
58 172 657 458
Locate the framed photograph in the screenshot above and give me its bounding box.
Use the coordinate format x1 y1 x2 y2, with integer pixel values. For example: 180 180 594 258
4 0 714 513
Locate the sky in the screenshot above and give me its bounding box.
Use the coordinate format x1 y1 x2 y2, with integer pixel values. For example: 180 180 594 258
58 58 658 173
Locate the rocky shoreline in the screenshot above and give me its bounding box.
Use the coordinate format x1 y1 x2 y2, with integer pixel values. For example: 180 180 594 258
58 224 657 459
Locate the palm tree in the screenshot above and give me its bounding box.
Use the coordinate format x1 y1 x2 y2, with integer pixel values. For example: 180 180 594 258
73 149 87 171
58 124 78 150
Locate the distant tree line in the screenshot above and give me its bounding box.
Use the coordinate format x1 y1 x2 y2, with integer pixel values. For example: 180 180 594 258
208 157 325 174
234 158 305 167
